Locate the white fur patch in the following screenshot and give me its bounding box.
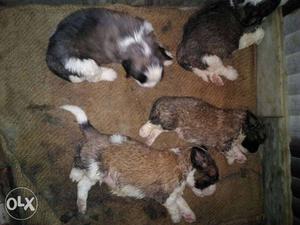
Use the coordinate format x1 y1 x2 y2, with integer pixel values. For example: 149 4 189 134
164 59 173 67
176 196 196 223
69 75 84 83
118 21 153 57
239 27 265 49
202 55 238 81
65 58 117 83
143 21 154 33
77 176 97 214
60 105 88 124
109 134 127 144
87 161 102 181
186 169 196 187
139 64 163 88
225 145 247 165
201 184 217 196
186 170 217 197
70 167 84 182
139 121 164 145
99 67 118 81
65 58 100 77
112 185 145 199
192 55 239 86
170 148 181 155
225 132 248 164
164 182 186 223
239 0 264 6
190 184 216 198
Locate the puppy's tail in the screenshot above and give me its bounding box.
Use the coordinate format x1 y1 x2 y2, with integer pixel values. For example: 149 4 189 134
61 105 88 124
60 105 97 137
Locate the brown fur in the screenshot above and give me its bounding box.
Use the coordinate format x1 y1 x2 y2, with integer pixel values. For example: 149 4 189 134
148 96 246 152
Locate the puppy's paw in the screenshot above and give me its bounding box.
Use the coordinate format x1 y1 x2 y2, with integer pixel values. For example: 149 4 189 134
139 121 153 138
77 199 87 214
70 168 84 182
209 74 224 86
224 66 238 81
170 213 182 223
100 68 118 81
182 212 196 223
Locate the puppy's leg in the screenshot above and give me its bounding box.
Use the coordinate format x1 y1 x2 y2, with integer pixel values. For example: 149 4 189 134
64 57 117 83
164 196 181 223
176 196 196 223
87 67 118 82
76 176 97 214
203 55 238 85
239 27 265 50
139 121 164 146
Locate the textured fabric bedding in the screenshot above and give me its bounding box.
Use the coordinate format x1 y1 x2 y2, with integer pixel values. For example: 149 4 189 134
0 4 262 225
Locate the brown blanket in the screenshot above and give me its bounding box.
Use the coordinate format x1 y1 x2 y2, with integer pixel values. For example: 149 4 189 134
0 4 262 225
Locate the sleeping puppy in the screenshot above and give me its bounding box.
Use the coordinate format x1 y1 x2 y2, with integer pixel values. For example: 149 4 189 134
176 0 283 86
60 105 218 224
46 8 173 87
139 96 266 165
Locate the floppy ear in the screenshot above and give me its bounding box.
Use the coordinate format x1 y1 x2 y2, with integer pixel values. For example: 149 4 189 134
122 59 132 78
191 146 209 169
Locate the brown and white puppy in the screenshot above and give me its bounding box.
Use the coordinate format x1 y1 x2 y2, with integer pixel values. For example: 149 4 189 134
46 8 173 87
60 105 219 223
176 0 283 86
139 96 266 164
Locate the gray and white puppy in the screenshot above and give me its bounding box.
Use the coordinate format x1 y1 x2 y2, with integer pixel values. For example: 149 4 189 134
60 105 218 223
46 8 173 87
176 0 284 86
140 96 266 165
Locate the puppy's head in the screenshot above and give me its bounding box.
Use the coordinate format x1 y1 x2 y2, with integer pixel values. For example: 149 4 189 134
176 42 194 71
233 0 281 26
120 22 173 88
241 111 266 153
187 146 219 197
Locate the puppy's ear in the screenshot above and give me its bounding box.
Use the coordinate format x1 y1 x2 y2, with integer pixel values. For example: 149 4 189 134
242 111 266 153
122 59 132 78
191 146 209 169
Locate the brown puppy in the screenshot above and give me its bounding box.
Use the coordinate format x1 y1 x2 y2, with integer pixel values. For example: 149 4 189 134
140 96 266 164
61 105 219 223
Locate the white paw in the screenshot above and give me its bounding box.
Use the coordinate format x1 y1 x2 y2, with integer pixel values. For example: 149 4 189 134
101 68 118 81
170 213 182 223
77 199 87 214
192 68 209 82
69 75 84 83
224 66 238 81
182 211 196 223
139 121 153 138
255 28 265 45
69 168 84 182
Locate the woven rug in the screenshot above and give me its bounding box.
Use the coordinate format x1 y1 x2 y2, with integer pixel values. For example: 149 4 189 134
0 4 262 225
